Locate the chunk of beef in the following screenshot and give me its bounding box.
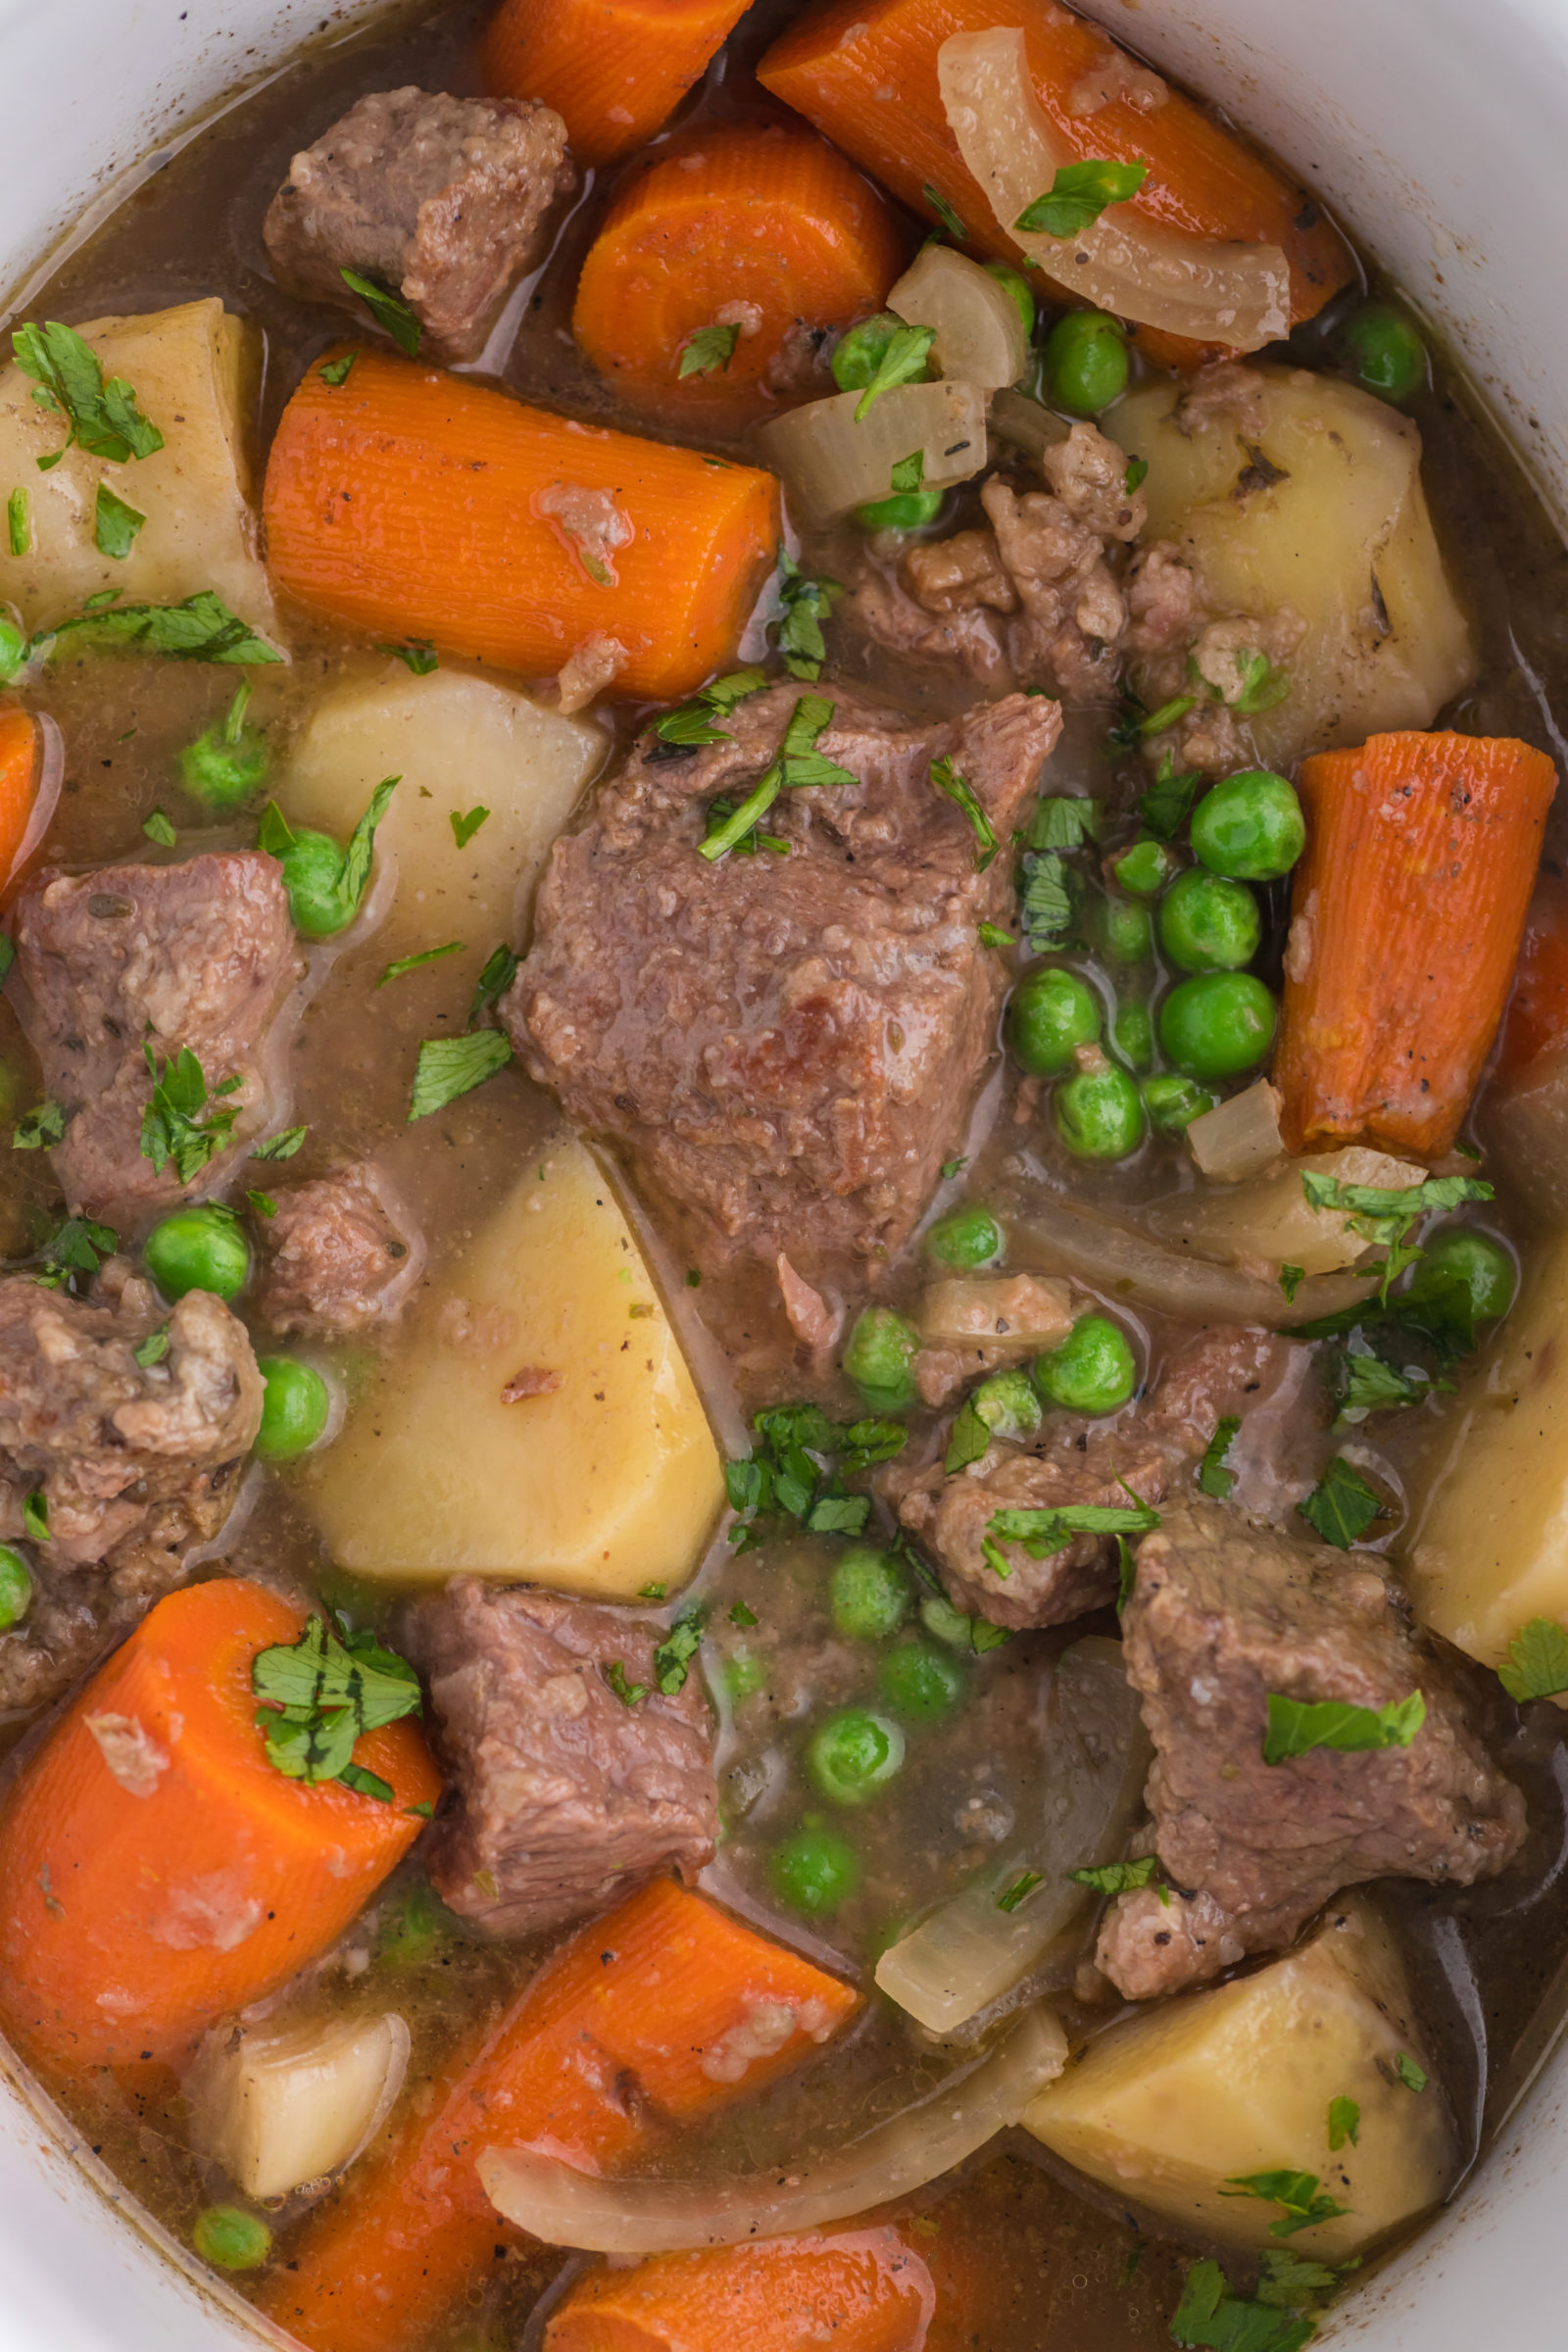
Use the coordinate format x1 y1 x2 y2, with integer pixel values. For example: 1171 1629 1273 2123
1097 1496 1526 1999
255 1164 423 1341
416 1578 717 1936
264 88 574 364
509 684 1060 1277
13 855 298 1229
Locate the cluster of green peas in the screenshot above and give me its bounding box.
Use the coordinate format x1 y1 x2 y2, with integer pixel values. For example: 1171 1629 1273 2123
1011 767 1306 1162
141 1204 329 1458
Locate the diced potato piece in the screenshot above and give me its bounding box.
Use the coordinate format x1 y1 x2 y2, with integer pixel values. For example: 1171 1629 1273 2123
1024 1901 1454 2257
1147 1146 1426 1276
189 2008 410 2200
0 298 273 634
280 671 604 952
301 1139 724 1597
1411 1224 1568 1670
1109 367 1475 769
917 1273 1073 1348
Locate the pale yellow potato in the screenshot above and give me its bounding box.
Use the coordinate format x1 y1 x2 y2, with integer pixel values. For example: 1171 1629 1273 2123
1410 1224 1568 1669
280 670 605 954
1024 1900 1454 2258
0 298 273 634
301 1139 723 1597
1108 367 1475 768
189 2009 410 2200
1147 1146 1426 1276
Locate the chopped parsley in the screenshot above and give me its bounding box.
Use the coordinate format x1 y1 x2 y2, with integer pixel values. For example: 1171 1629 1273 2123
1138 751 1202 841
1124 456 1149 493
699 695 855 863
996 1870 1043 1913
1171 2257 1319 2351
7 487 27 558
319 351 358 387
1116 1533 1137 1611
22 1489 48 1542
1017 850 1078 955
1140 692 1199 738
262 773 399 932
940 1156 968 1181
654 668 767 749
944 1396 992 1474
253 1614 422 1802
38 587 281 666
1256 2250 1346 2311
251 1125 307 1162
853 318 936 420
729 1599 759 1628
982 1496 1159 1581
1070 1853 1168 1901
930 755 998 868
1197 1416 1240 1498
1497 1616 1568 1703
639 1582 667 1600
13 319 165 467
1300 1172 1493 1299
1327 1339 1449 1426
378 941 465 987
1261 1689 1425 1767
141 808 176 848
93 481 145 561
603 1658 651 1707
409 1029 514 1121
772 550 844 682
339 268 421 357
725 1402 906 1550
978 921 1014 951
247 1190 277 1218
32 1214 118 1294
12 1099 64 1151
1029 794 1102 851
1393 2051 1428 2093
1326 2095 1359 2151
134 1326 171 1367
139 1046 241 1184
922 183 968 240
380 639 438 674
450 805 490 849
653 1608 706 1694
1219 2170 1350 2241
1014 158 1150 240
1231 648 1292 713
1297 1454 1383 1549
470 943 519 1026
678 322 740 379
1279 1263 1305 1304
891 448 925 494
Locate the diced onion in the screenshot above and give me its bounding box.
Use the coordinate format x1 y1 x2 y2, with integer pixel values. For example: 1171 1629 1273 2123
1147 1145 1429 1277
1013 1193 1378 1325
753 379 988 523
938 29 1290 351
876 1638 1149 2035
917 1272 1074 1348
477 2004 1066 2254
886 245 1030 392
989 385 1070 460
187 2008 410 2201
1187 1080 1286 1182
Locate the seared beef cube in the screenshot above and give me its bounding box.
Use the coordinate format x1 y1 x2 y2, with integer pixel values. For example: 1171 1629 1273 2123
1098 1495 1526 1999
417 1578 717 1936
264 88 574 364
255 1164 422 1340
13 854 298 1229
510 685 1060 1277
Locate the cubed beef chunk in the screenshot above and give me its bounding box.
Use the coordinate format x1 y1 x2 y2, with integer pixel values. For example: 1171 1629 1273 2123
416 1578 717 1936
13 854 298 1229
255 1164 423 1340
510 685 1060 1277
1097 1495 1526 2000
264 88 574 364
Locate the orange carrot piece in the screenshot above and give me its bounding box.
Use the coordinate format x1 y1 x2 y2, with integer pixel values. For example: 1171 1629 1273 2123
0 1580 438 2076
0 706 44 894
259 1877 858 2352
1498 874 1568 1078
481 0 750 167
572 122 907 427
544 2229 935 2352
262 347 780 702
758 0 1351 348
1275 731 1558 1157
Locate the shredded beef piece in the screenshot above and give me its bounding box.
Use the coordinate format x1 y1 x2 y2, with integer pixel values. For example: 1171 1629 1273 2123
1175 361 1267 439
847 566 1010 686
1124 542 1205 661
509 683 1059 1277
1097 1496 1527 1999
903 530 1018 614
254 1164 423 1341
415 1579 716 1936
264 87 574 363
13 854 298 1229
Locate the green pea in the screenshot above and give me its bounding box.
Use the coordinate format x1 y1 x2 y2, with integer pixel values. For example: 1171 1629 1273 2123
0 1544 31 1630
926 1204 1004 1269
1034 1313 1137 1414
971 1367 1041 1441
843 1305 920 1412
769 1824 861 1914
1342 302 1427 403
1054 1060 1146 1160
144 1204 251 1302
1142 1071 1218 1136
723 1653 767 1703
1111 837 1178 900
1086 891 1153 966
1406 1228 1516 1326
1009 965 1101 1075
1190 769 1305 882
256 1356 331 1460
376 1882 450 1972
878 1639 965 1722
856 489 946 532
807 1707 906 1805
180 720 270 812
831 313 910 394
829 1546 911 1642
193 2205 273 2272
1158 971 1277 1080
985 259 1037 339
1111 1000 1153 1073
278 830 354 939
1156 867 1261 973
1044 309 1129 416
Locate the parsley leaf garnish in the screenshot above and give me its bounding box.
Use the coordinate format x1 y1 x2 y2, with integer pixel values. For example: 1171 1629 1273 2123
1326 2095 1359 2151
1137 750 1202 840
1014 158 1150 239
39 588 282 665
654 668 768 749
1124 456 1149 493
12 1099 64 1151
450 805 489 849
854 318 936 420
1231 648 1292 713
409 1029 514 1121
32 1214 118 1294
922 183 968 240
772 550 844 682
653 1608 706 1694
1256 2250 1343 2311
1018 852 1078 955
13 319 165 467
1070 1853 1168 1900
378 941 465 987
891 449 925 493
94 481 145 561
251 1125 307 1162
1300 1173 1493 1301
379 639 438 674
1261 1690 1425 1766
1279 1263 1305 1304
1497 1616 1568 1703
319 351 358 388
469 943 519 1026
138 1046 241 1184
1297 1454 1383 1548
22 1490 48 1542
603 1658 651 1707
1327 1339 1448 1426
7 488 28 558
253 1615 422 1801
983 1497 1158 1581
678 323 740 379
1198 1415 1240 1498
142 808 176 848
725 1403 906 1549
134 1326 170 1367
1029 795 1102 851
699 695 855 862
339 268 421 357
1220 2171 1350 2241
945 1396 992 1474
997 1870 1043 1912
1393 2052 1428 2093
978 920 1014 950
1171 2256 1319 2350
930 755 998 868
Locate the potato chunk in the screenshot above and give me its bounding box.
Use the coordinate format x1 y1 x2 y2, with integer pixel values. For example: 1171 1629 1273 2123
1109 368 1474 769
0 298 272 633
1024 1901 1454 2257
301 1139 723 1597
189 2008 409 2200
280 670 605 954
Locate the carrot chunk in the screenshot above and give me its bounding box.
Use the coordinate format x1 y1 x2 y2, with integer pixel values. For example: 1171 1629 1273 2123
545 2229 935 2352
262 347 780 702
0 705 50 895
258 1878 858 2352
1275 731 1558 1157
0 1579 439 2075
481 0 751 167
757 0 1351 352
1498 873 1568 1079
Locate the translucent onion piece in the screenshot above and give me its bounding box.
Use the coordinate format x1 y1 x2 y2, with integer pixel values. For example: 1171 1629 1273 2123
1013 1193 1377 1326
989 385 1070 460
477 2004 1067 2253
916 1271 1074 1348
937 29 1290 351
753 378 988 523
1187 1079 1286 1182
886 244 1030 392
877 1638 1149 2034
187 2008 411 2201
1146 1144 1429 1277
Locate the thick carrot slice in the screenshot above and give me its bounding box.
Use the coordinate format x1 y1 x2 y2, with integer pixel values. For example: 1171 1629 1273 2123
758 0 1351 354
1274 731 1558 1157
258 1878 858 2352
1498 874 1568 1078
481 0 750 167
0 705 46 894
545 2229 935 2352
572 122 907 427
262 347 780 701
0 1579 438 2076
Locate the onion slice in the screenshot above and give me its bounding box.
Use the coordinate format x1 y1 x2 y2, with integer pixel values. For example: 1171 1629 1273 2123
753 378 987 523
886 244 1029 392
1012 1193 1378 1326
1187 1080 1286 1182
477 2004 1067 2254
937 29 1290 351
